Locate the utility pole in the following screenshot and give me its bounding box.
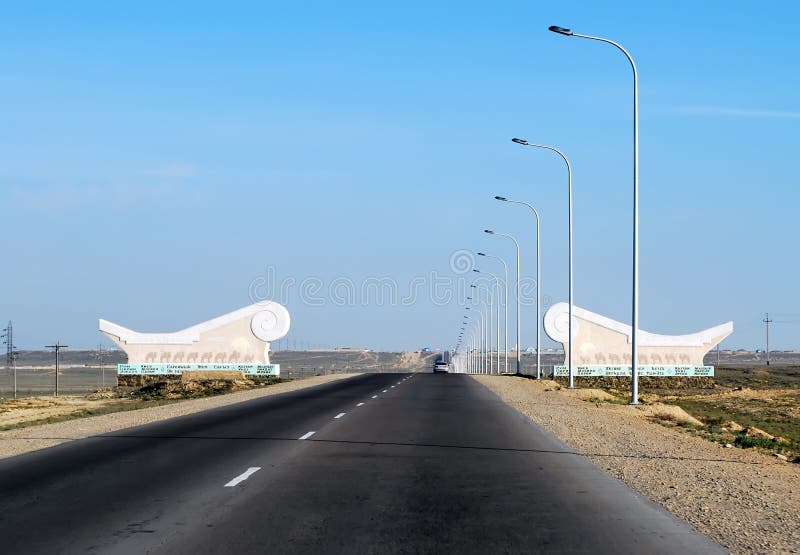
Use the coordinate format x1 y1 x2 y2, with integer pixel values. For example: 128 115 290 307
1 322 17 399
11 351 17 399
2 321 12 367
98 344 105 389
46 342 69 397
763 313 772 366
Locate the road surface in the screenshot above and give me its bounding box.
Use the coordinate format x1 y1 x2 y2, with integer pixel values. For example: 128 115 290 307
0 373 723 553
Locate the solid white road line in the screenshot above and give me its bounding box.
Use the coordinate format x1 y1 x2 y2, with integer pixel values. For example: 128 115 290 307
224 467 261 487
357 402 365 406
298 431 316 440
334 412 346 419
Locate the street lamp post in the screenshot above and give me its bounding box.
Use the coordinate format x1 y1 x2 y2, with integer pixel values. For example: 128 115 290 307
478 252 509 373
470 343 475 373
464 311 473 373
469 339 478 374
485 229 522 375
475 312 483 374
473 277 496 374
478 302 488 374
475 269 502 374
466 311 483 374
476 309 485 374
548 24 640 404
496 196 542 379
467 294 484 374
511 139 574 388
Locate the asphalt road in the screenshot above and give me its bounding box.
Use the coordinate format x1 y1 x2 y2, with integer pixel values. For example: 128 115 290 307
0 373 723 554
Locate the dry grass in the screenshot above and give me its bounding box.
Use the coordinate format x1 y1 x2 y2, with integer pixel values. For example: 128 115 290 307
590 366 800 460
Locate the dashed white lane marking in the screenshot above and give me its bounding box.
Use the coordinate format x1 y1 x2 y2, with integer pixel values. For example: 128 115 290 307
334 412 346 419
224 467 261 487
298 431 316 440
372 395 378 399
357 402 365 406
382 390 388 393
390 385 395 388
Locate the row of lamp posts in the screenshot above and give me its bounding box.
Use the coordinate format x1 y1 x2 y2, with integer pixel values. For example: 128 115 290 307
453 25 641 405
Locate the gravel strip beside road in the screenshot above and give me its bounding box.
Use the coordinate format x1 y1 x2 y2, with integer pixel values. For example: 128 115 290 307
474 375 800 554
0 374 360 460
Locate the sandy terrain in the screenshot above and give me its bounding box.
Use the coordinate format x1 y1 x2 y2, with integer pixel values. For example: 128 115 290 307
0 396 129 428
0 374 359 460
474 375 800 555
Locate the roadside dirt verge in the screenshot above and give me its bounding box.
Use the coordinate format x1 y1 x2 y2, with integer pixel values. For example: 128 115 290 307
0 374 359 460
474 375 800 554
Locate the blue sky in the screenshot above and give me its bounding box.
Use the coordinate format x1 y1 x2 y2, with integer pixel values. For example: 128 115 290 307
1 1 798 351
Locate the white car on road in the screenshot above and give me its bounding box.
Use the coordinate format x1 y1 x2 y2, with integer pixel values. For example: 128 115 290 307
433 361 449 373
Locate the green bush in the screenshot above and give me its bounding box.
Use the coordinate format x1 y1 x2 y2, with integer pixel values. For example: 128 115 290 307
733 433 780 449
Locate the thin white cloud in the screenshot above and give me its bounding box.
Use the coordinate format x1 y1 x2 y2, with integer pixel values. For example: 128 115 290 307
675 106 800 119
7 183 204 212
149 163 197 178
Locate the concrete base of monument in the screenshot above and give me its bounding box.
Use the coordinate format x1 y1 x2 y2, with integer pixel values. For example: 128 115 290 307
117 373 273 388
180 371 245 382
551 375 715 390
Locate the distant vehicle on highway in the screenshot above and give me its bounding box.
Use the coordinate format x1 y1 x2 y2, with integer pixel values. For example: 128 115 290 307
433 361 449 373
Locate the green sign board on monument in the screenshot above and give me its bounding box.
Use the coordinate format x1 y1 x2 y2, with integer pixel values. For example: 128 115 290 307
553 365 714 377
117 363 280 376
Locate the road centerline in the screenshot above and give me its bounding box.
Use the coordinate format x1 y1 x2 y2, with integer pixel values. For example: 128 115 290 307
224 467 261 487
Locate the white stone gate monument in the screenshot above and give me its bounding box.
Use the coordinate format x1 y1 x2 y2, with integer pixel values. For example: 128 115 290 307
543 302 732 377
99 301 291 378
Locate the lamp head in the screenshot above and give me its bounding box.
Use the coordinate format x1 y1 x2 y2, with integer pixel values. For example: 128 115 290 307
495 196 507 201
484 229 494 234
511 138 529 146
548 25 573 36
